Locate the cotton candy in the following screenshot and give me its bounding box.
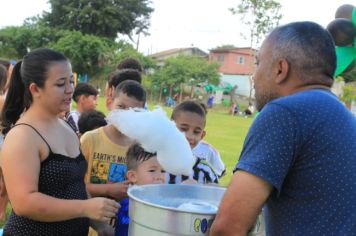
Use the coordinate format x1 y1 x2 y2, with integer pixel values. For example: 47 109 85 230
107 107 194 176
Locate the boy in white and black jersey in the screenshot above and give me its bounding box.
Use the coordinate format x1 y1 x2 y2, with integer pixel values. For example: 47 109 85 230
168 101 219 184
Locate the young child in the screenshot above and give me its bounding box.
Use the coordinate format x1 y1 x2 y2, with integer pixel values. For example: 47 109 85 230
77 110 107 137
80 80 146 235
115 143 166 236
194 103 226 178
169 100 219 184
105 69 142 110
66 82 98 133
81 80 146 194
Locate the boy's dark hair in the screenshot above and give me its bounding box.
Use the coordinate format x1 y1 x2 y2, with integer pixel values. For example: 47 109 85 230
72 83 98 103
78 110 107 134
108 69 142 89
117 57 143 73
114 80 146 103
126 143 156 170
171 100 207 122
199 102 208 114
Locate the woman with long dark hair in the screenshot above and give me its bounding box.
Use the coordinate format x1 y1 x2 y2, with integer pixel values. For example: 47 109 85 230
0 48 118 235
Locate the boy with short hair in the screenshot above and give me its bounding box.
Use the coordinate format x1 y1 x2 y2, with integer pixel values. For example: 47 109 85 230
66 82 98 132
115 143 166 236
80 80 146 235
105 69 142 110
77 110 107 136
169 100 220 184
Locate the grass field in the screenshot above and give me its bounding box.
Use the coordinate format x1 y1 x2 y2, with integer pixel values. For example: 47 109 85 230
96 96 254 186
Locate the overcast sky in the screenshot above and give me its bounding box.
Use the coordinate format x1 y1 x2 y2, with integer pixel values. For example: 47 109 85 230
0 0 351 54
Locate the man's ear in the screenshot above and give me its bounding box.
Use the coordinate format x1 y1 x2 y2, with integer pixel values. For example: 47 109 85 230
126 170 137 184
29 82 41 98
275 59 289 84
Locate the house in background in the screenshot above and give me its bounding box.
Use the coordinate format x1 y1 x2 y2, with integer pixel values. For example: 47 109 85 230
209 47 257 97
150 47 208 67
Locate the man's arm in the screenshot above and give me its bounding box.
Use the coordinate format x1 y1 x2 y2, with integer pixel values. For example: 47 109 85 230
210 170 273 236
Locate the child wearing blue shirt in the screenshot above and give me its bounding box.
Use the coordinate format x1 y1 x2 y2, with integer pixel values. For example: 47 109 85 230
115 143 166 236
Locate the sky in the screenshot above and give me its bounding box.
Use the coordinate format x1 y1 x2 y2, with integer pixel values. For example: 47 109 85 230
0 0 351 55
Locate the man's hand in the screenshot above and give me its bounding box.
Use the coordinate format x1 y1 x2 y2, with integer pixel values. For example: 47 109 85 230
210 170 272 236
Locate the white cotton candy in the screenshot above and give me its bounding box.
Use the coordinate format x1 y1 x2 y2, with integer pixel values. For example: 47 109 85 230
107 107 195 176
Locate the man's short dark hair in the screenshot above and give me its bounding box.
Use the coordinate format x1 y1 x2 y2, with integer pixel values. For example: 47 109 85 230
108 69 142 89
126 143 156 170
78 110 107 134
72 83 98 103
117 57 143 73
114 80 146 103
270 21 336 83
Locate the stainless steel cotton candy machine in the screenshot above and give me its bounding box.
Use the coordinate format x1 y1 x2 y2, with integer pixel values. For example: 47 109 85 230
128 184 226 236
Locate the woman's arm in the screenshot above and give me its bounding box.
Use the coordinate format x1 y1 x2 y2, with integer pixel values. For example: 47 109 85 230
1 127 119 222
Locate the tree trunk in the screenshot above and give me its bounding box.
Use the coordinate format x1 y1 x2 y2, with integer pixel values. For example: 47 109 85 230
169 84 174 97
159 85 163 103
190 85 195 98
179 83 183 103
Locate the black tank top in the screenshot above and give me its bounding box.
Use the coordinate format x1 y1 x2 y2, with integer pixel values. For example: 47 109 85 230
3 123 89 236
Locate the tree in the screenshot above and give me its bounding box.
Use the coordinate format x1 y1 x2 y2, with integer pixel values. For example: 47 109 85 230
149 55 220 102
230 0 282 48
48 30 115 74
42 0 154 40
211 44 237 50
230 0 282 102
340 83 356 108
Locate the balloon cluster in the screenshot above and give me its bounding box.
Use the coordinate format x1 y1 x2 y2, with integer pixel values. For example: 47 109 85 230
327 4 356 76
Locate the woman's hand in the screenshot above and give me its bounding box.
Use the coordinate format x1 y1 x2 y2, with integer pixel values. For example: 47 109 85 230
83 197 120 223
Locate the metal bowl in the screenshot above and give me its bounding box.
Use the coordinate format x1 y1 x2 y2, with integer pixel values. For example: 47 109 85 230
128 184 226 236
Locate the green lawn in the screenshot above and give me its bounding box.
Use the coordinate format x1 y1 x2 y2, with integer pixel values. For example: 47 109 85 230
97 96 253 186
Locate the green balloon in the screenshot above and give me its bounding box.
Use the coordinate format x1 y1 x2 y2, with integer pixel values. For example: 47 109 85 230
334 8 356 77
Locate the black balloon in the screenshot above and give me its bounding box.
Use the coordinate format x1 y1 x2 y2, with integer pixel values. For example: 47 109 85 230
335 4 355 20
327 18 356 46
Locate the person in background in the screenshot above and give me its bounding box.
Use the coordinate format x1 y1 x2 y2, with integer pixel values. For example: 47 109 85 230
116 57 143 73
211 21 356 235
0 65 8 112
78 110 107 137
207 93 214 109
0 48 118 236
66 83 98 133
105 69 141 110
115 143 165 236
168 101 219 184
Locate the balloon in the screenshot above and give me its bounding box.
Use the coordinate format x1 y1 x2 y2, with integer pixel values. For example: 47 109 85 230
335 4 355 20
331 6 356 76
335 46 356 76
327 18 356 46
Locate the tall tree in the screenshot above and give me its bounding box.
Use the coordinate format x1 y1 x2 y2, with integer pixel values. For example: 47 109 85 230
230 0 282 48
230 0 282 101
42 0 153 40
